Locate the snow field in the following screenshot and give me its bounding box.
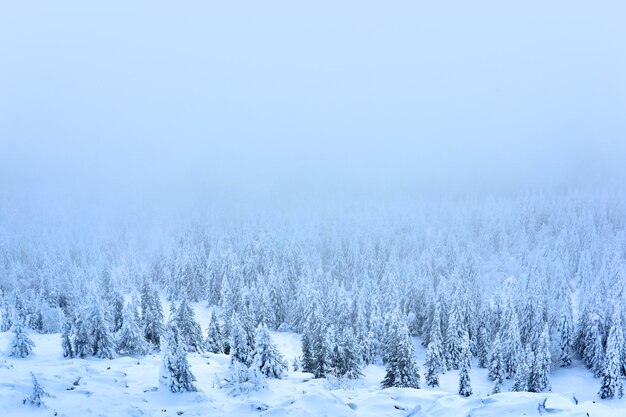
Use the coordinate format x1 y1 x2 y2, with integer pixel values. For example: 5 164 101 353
1 302 625 417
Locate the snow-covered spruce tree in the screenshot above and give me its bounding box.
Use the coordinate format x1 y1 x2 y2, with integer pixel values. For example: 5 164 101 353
553 274 574 368
512 346 531 392
424 307 445 387
205 312 224 354
219 273 237 333
0 294 12 332
312 322 335 378
98 269 123 333
362 326 380 365
599 308 624 399
230 313 253 366
381 309 399 365
477 324 490 369
61 316 74 358
160 319 197 393
519 275 544 347
458 331 472 397
558 303 574 367
350 291 369 352
331 327 363 379
23 373 52 407
173 298 204 353
215 310 230 354
129 292 141 324
257 285 275 330
239 295 257 357
11 290 27 326
444 303 464 371
362 307 383 365
116 302 148 356
290 279 314 333
141 281 164 350
252 323 287 378
28 298 44 333
301 326 314 374
88 301 116 359
488 332 505 394
223 360 267 396
381 317 420 389
8 318 35 358
574 297 592 360
528 324 551 393
73 310 91 358
109 290 125 333
501 302 522 378
585 313 605 378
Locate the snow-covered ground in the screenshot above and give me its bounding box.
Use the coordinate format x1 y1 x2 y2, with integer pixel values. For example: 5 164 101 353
1 303 625 417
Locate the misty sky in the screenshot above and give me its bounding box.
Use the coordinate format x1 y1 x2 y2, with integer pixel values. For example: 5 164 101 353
1 0 626 206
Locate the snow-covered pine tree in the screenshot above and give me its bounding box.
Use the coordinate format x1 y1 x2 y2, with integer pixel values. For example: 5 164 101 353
501 303 522 378
160 319 197 392
312 322 335 379
477 324 490 369
252 323 287 378
599 308 624 399
129 292 141 324
28 298 44 333
444 302 464 370
424 307 445 387
381 317 420 389
302 299 334 379
381 309 399 365
141 281 164 350
205 312 224 354
301 326 314 374
528 323 551 393
219 273 237 330
116 302 149 356
223 360 267 396
488 332 505 394
519 274 544 347
331 327 362 379
258 285 277 330
73 310 91 358
362 309 382 365
173 298 204 353
110 290 125 333
0 293 12 332
558 303 574 367
458 331 472 397
12 290 27 326
230 313 252 366
8 317 35 358
214 309 230 354
553 272 574 368
350 290 369 351
574 296 591 359
239 294 257 355
23 373 52 407
88 301 116 359
61 316 74 358
512 346 531 392
587 311 606 377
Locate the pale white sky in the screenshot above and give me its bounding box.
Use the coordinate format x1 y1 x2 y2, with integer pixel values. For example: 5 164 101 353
1 0 625 204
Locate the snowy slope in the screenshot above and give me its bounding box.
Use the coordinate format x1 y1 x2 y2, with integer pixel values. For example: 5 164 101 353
1 303 625 417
